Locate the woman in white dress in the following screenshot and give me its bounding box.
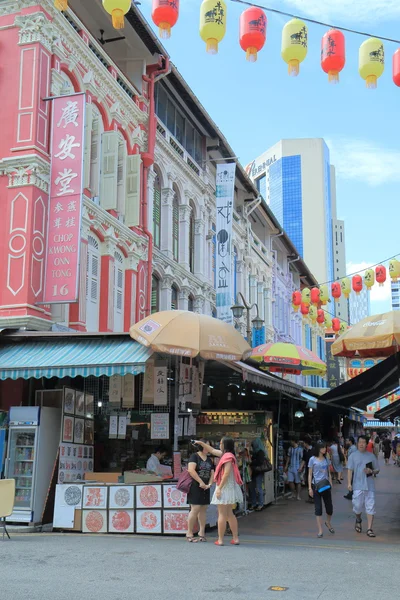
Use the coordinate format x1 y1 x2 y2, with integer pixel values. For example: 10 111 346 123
195 437 243 546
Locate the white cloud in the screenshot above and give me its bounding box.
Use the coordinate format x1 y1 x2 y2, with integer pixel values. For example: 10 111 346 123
327 139 400 186
347 261 392 313
278 0 400 23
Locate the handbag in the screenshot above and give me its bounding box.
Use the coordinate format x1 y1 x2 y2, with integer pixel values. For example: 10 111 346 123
316 479 331 493
176 469 193 494
254 457 272 474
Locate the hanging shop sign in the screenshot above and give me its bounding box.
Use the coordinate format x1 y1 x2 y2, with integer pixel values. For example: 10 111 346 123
215 163 235 324
43 93 85 304
326 340 341 389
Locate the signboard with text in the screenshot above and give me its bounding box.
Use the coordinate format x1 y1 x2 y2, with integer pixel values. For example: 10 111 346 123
216 163 235 323
326 340 341 390
43 94 85 303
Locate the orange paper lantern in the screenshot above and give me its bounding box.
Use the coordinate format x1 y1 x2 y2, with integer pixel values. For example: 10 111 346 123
317 309 325 324
332 317 340 333
352 274 363 294
331 282 341 302
239 7 267 62
300 303 309 316
321 29 345 83
292 291 301 311
152 0 179 39
310 287 320 306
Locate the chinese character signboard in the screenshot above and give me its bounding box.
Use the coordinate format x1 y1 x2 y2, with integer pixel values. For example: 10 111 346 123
154 366 168 406
43 94 85 303
326 340 341 390
216 163 235 323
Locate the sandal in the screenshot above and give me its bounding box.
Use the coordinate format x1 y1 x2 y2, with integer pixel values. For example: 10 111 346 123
230 540 240 545
317 533 323 538
195 536 207 543
186 536 196 542
214 540 224 546
366 529 376 538
325 522 335 534
355 518 362 534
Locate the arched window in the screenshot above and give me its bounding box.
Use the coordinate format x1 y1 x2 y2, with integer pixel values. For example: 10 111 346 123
211 222 216 287
114 251 124 332
189 202 195 274
153 173 161 249
212 306 217 318
188 294 194 312
86 235 100 332
172 192 179 262
171 285 179 310
151 275 160 314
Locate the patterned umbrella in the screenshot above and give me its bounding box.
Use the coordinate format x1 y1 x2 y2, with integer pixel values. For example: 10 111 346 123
130 311 251 361
332 311 400 358
250 342 326 376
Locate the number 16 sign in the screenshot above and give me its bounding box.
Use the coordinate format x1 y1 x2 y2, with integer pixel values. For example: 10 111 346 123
43 93 85 303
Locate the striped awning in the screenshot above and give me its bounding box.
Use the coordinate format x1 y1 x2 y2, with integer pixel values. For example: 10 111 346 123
365 420 394 428
0 338 152 380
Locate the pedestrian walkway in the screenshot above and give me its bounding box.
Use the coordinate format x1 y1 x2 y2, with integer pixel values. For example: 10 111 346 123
240 457 400 544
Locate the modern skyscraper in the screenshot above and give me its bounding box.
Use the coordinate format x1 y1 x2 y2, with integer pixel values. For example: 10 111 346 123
391 281 400 311
246 139 336 288
349 288 371 324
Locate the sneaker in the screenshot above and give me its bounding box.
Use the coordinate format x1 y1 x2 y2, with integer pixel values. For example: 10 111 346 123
287 493 294 499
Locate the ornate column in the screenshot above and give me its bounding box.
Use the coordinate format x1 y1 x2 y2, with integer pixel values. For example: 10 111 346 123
147 168 157 232
194 295 205 314
160 275 174 311
124 251 139 331
160 187 174 259
194 216 205 278
178 203 191 270
179 286 190 311
99 233 116 332
249 275 257 307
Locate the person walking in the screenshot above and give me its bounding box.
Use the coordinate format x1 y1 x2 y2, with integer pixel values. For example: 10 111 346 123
344 437 356 500
195 438 243 546
186 440 215 542
329 437 344 483
308 441 334 538
285 438 304 501
382 436 392 465
347 435 380 538
249 438 267 511
302 436 314 504
373 436 380 459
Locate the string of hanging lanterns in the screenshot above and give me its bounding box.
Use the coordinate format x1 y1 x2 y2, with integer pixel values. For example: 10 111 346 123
53 1 400 88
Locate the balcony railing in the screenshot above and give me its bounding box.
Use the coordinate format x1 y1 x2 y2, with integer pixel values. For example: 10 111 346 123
156 118 203 179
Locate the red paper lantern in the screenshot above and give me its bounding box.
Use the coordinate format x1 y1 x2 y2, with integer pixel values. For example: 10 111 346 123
317 309 325 324
321 29 345 83
331 282 341 302
152 0 179 39
300 303 309 316
310 287 320 306
292 291 301 311
239 7 267 62
393 49 400 87
352 274 363 294
332 317 340 333
375 265 387 286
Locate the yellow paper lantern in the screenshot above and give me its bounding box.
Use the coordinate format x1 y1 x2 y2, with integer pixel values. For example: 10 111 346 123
364 268 375 290
301 287 311 306
324 313 332 329
103 0 132 29
341 277 351 299
281 18 308 76
319 285 329 305
200 0 227 55
309 306 317 324
339 321 348 335
389 259 400 281
359 38 384 89
54 0 68 9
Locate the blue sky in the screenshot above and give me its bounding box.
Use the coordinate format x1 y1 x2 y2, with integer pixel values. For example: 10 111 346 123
140 0 400 312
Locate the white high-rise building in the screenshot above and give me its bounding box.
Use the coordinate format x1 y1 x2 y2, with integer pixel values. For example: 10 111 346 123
391 281 400 311
349 288 371 324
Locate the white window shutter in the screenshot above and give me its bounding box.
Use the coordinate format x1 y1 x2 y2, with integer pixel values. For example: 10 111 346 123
83 103 93 190
90 118 100 197
125 154 142 228
117 141 127 217
100 131 119 210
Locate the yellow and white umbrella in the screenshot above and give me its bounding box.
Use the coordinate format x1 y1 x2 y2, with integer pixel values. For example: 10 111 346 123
332 311 400 358
130 311 251 362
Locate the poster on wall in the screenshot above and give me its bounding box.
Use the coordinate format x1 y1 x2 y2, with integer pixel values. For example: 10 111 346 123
136 485 162 509
109 375 122 407
108 510 135 533
109 416 118 439
62 416 74 443
74 418 84 444
83 486 107 509
109 486 135 510
63 389 75 415
43 93 85 304
136 509 162 534
143 360 155 404
154 366 168 406
117 415 127 439
150 413 169 440
163 510 190 535
75 391 85 417
122 374 135 408
83 510 107 533
163 485 188 508
58 443 94 483
215 163 235 324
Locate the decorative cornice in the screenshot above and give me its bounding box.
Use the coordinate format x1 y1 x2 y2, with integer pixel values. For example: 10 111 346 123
14 12 60 52
0 155 50 191
0 0 38 17
179 204 192 220
161 187 175 205
194 219 205 235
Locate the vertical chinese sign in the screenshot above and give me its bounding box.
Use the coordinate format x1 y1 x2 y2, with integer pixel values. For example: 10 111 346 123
326 340 341 390
43 94 85 303
215 163 235 324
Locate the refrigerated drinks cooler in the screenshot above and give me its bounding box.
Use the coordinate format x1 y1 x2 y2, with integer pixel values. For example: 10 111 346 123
6 406 61 524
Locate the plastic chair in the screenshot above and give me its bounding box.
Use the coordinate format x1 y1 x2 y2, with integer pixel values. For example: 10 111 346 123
0 479 16 540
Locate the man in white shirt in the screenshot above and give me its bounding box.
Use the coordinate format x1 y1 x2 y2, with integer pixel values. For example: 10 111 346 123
146 446 168 475
347 436 379 538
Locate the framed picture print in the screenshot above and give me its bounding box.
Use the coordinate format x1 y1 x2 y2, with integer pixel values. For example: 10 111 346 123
136 509 161 534
85 393 94 418
82 510 107 534
109 486 135 510
84 420 94 445
83 486 107 509
62 416 74 443
108 510 135 533
64 388 75 415
75 391 85 417
163 485 188 508
163 510 190 535
136 485 162 509
74 418 84 444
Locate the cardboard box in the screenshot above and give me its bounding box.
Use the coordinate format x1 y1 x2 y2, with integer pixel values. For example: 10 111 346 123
83 472 120 484
124 472 163 484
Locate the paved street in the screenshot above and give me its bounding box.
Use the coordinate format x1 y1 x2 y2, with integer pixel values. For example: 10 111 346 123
2 460 399 599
